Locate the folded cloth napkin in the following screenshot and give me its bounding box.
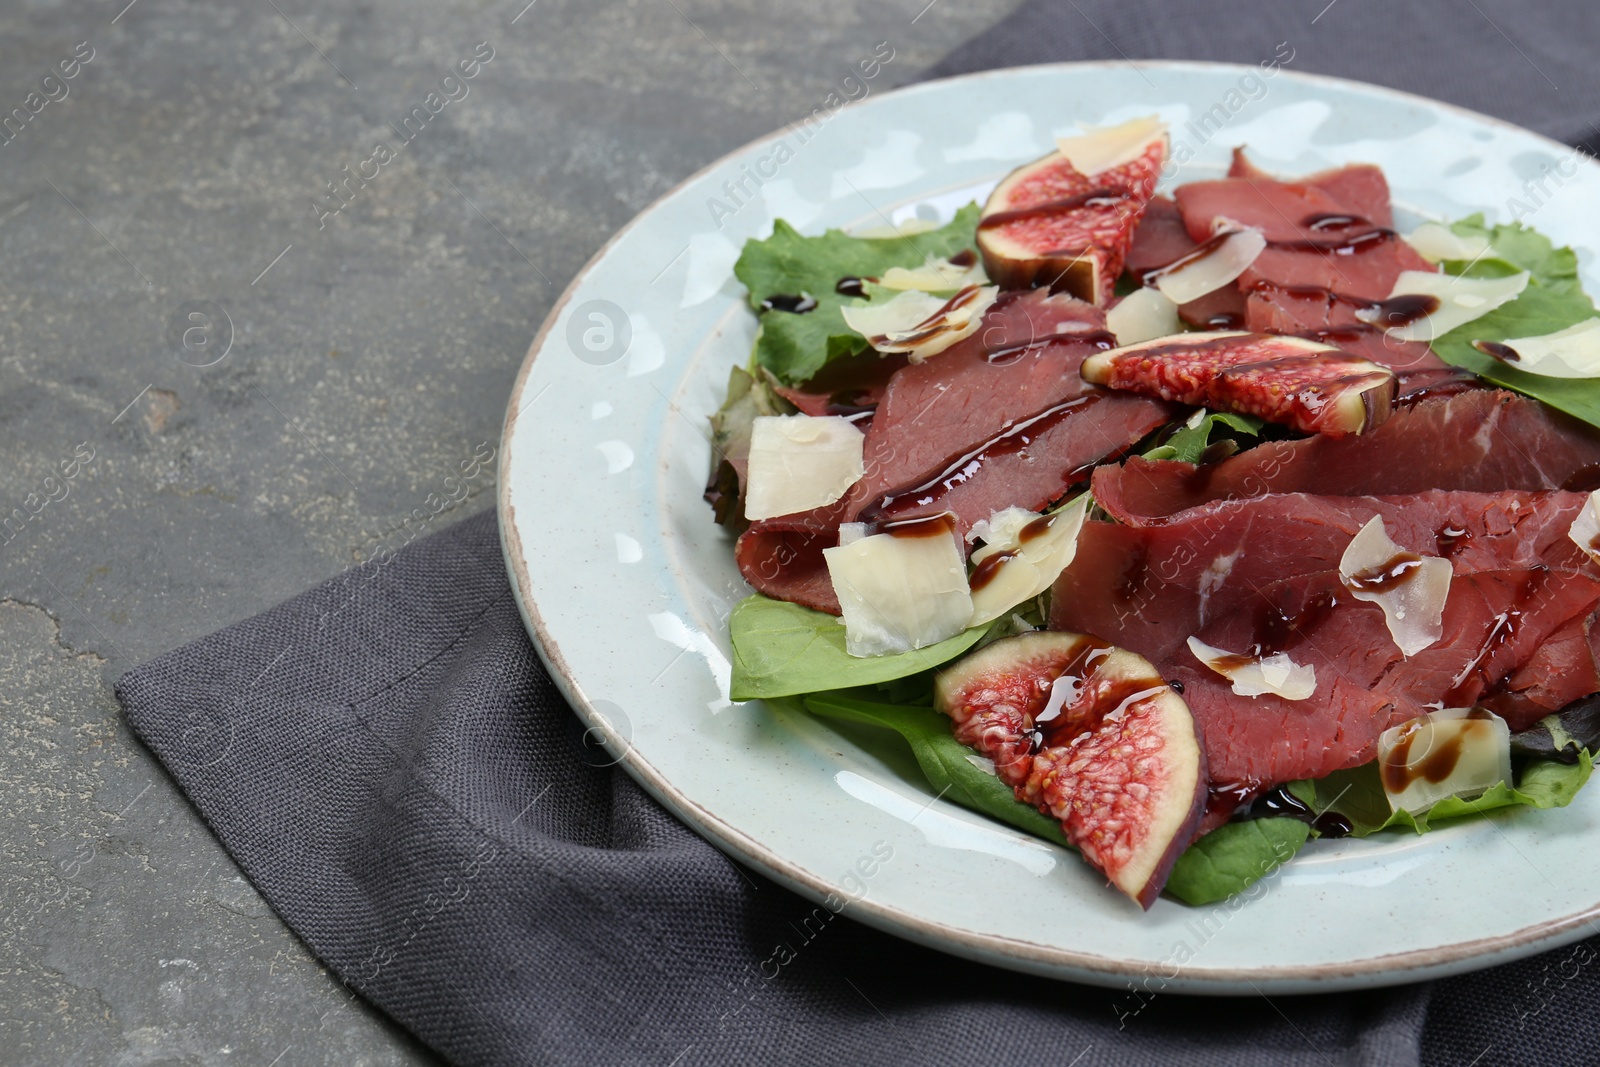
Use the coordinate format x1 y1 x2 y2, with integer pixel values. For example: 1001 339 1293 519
120 3 1600 1064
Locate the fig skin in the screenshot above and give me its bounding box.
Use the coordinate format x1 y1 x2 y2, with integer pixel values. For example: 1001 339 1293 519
935 631 1208 908
1083 330 1396 437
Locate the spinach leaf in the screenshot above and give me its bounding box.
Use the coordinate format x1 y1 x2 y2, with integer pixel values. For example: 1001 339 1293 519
803 690 1309 904
734 206 981 385
1430 215 1600 427
1163 818 1310 907
728 594 990 701
801 692 1072 848
1286 749 1593 837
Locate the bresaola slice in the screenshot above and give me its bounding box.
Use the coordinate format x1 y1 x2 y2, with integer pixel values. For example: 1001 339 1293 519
934 631 1206 908
1124 196 1250 330
1090 391 1600 524
735 290 1171 614
1081 331 1395 436
1050 488 1600 787
978 117 1168 304
1175 149 1442 349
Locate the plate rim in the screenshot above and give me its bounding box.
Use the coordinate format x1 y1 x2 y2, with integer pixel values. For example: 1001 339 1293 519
498 59 1600 992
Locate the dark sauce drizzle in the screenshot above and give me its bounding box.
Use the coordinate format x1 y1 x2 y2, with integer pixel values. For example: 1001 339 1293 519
1366 293 1441 328
1378 708 1497 794
1246 281 1441 329
1255 785 1354 838
1435 525 1471 558
977 188 1135 231
762 292 817 314
983 330 1118 365
835 276 868 297
1023 641 1168 752
1140 228 1243 287
1473 339 1521 364
967 513 1060 592
857 396 1099 523
1344 550 1426 594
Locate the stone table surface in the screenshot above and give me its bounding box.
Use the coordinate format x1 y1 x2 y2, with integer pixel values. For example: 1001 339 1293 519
0 0 1022 1063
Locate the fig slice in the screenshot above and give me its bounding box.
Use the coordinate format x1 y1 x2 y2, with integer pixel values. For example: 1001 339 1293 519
977 122 1168 304
1081 331 1396 437
934 631 1207 908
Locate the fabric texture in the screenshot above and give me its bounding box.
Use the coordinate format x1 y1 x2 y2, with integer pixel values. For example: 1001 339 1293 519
119 4 1600 1064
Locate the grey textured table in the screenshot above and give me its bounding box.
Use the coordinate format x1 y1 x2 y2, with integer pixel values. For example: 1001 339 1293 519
0 1 1022 1062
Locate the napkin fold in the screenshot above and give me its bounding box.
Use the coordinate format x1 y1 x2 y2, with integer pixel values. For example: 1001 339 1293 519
121 2 1600 1063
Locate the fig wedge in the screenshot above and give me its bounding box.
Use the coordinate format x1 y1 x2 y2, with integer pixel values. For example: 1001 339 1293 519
977 122 1167 304
935 631 1207 908
935 630 1104 789
1082 331 1395 437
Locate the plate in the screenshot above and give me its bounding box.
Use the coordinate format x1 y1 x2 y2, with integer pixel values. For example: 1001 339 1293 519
499 61 1600 993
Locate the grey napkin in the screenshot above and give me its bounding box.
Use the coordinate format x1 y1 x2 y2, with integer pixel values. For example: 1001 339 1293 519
119 3 1600 1064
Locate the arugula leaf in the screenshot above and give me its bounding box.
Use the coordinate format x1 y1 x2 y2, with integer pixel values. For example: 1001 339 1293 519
728 594 990 701
734 206 981 385
802 692 1074 848
1430 215 1600 427
1141 410 1266 463
1286 749 1593 837
1164 818 1310 907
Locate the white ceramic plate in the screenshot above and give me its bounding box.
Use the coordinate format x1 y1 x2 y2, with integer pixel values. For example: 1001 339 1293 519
499 61 1600 993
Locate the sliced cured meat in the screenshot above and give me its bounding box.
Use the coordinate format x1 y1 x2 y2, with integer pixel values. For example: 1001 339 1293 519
1226 148 1395 229
854 392 1169 529
1175 286 1248 331
1247 298 1441 370
1236 236 1434 303
979 136 1167 303
733 498 850 615
1124 196 1194 278
1057 489 1596 666
1051 489 1600 785
770 348 908 421
1081 331 1394 437
736 290 1171 613
1181 151 1436 329
1500 609 1600 725
1173 566 1600 786
1091 391 1600 523
1244 294 1480 403
1174 175 1347 245
1124 196 1251 329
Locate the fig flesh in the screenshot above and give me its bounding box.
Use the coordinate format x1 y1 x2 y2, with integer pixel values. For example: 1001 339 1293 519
977 129 1167 305
934 631 1207 908
1081 330 1395 437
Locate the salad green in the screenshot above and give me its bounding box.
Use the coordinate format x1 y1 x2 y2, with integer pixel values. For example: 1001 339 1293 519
733 205 981 385
1432 215 1600 427
722 202 1600 906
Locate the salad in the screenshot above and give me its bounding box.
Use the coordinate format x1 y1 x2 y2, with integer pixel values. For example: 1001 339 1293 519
706 116 1600 909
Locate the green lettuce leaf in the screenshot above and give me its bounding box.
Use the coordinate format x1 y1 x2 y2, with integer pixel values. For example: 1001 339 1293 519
802 692 1072 848
734 206 981 385
1430 215 1600 427
1163 818 1310 906
728 594 990 701
1286 749 1593 837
